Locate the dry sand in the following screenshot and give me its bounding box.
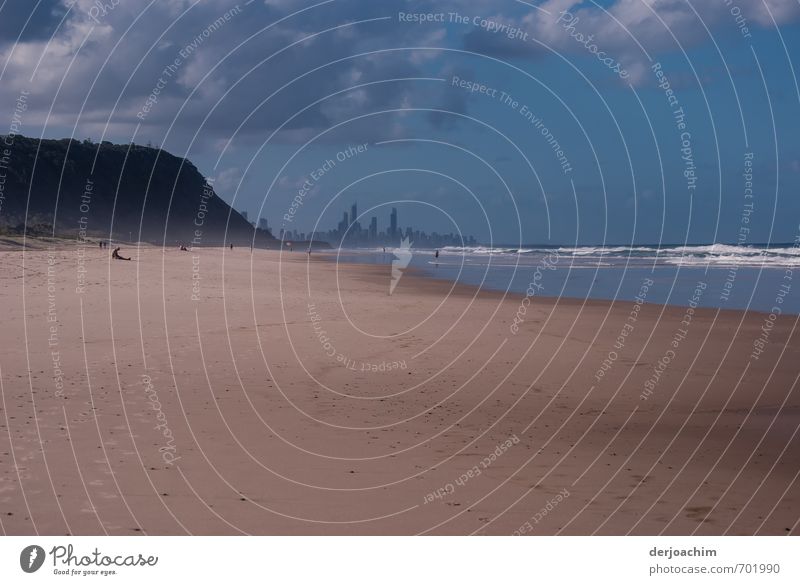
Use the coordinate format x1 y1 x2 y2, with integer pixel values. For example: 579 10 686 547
0 243 798 535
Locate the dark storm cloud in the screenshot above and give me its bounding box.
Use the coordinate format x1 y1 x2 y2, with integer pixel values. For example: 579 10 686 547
0 0 458 146
0 0 66 42
461 27 546 60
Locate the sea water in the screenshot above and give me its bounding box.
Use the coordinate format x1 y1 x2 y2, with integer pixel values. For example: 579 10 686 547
327 243 800 314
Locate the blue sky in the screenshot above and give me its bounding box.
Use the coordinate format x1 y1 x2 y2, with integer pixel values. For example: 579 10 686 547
1 0 799 245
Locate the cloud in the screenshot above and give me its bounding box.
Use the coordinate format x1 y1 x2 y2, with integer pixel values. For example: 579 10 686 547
518 0 800 84
0 0 798 149
0 0 66 43
462 26 545 60
214 165 245 197
0 3 414 140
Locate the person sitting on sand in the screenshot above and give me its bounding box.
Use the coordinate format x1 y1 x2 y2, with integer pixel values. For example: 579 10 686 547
112 247 131 261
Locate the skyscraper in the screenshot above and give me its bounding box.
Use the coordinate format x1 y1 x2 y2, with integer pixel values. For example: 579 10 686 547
389 207 397 238
258 217 269 231
369 216 377 240
350 202 358 226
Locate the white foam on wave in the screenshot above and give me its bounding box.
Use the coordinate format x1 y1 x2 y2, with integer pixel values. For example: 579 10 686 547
440 246 520 255
665 255 800 267
422 243 800 267
556 245 659 255
547 244 800 266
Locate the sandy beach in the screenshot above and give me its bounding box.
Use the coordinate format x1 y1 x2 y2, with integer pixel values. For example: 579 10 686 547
0 243 798 536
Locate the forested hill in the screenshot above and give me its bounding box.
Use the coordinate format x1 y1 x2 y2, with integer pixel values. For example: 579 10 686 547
0 136 275 246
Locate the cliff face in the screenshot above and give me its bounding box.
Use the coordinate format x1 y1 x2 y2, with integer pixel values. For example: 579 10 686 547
0 136 275 246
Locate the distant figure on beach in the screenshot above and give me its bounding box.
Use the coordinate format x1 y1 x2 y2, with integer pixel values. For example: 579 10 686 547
230 243 234 250
99 241 103 248
180 244 188 251
435 250 439 259
111 247 131 261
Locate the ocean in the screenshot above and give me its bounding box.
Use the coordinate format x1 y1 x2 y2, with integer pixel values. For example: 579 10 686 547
326 243 800 314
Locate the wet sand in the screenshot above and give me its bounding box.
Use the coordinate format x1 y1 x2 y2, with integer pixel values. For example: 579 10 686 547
0 244 798 535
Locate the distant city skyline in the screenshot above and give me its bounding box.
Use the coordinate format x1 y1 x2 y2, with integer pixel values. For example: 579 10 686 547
275 202 477 248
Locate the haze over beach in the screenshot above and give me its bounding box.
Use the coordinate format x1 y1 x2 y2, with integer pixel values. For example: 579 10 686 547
1 0 800 557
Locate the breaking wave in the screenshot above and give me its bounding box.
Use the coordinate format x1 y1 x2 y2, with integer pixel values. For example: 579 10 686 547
436 243 800 267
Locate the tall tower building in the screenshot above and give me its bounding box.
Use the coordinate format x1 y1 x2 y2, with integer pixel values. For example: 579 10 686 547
369 216 378 240
389 207 397 238
350 202 358 226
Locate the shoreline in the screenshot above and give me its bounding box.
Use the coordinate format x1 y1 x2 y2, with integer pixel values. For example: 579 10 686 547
4 236 797 318
312 248 799 320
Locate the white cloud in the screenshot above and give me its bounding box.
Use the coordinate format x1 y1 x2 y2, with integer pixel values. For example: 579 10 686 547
518 0 800 85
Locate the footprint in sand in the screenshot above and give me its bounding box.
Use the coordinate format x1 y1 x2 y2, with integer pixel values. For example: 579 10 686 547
685 506 713 523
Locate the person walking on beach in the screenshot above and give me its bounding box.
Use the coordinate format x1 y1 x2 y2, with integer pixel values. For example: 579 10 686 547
112 247 131 261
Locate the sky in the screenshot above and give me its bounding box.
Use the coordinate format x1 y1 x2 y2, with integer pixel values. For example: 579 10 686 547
1 0 799 245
